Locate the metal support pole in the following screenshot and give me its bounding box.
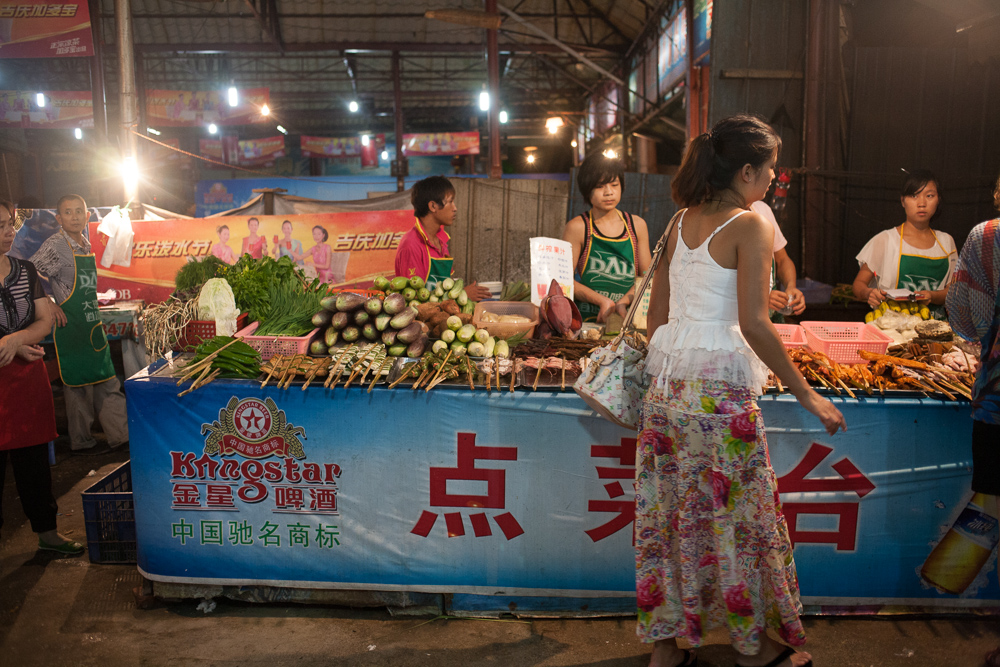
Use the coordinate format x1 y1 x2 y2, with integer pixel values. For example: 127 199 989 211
684 0 696 140
486 0 502 179
115 0 138 203
392 51 406 192
87 0 107 141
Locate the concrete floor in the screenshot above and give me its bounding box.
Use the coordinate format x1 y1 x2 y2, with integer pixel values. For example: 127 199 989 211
2 396 998 666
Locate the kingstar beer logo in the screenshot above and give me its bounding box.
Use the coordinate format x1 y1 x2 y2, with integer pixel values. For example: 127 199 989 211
202 397 306 459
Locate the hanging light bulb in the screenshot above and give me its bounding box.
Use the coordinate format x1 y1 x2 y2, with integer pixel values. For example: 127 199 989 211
227 86 238 107
349 100 359 113
74 128 83 140
261 104 270 116
361 134 370 146
545 116 564 134
526 153 536 164
479 87 490 111
380 150 389 161
208 123 218 134
499 110 508 124
35 93 45 107
602 148 618 159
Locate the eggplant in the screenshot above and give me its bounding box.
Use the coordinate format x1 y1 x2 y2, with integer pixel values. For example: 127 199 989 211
341 326 360 343
388 344 408 357
381 329 398 346
336 292 367 312
324 327 339 348
312 310 333 327
320 294 339 312
389 308 416 329
310 340 328 356
396 322 422 344
362 323 378 341
331 311 350 330
375 314 392 332
365 296 383 315
383 292 406 315
354 310 370 326
406 335 428 358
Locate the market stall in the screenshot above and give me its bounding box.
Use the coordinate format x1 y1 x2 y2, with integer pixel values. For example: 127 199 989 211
125 359 997 614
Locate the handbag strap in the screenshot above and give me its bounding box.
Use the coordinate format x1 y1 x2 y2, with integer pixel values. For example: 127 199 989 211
612 208 684 346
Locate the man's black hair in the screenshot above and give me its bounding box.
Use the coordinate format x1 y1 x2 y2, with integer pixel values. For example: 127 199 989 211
411 176 455 218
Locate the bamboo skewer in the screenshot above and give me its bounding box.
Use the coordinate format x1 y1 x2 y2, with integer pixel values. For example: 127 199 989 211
532 358 544 391
326 346 354 388
178 362 213 396
509 357 516 393
465 357 475 391
425 350 453 392
262 354 283 388
412 367 431 390
388 362 419 389
367 357 392 393
834 376 856 399
559 354 566 391
485 360 491 393
346 344 378 388
496 356 501 391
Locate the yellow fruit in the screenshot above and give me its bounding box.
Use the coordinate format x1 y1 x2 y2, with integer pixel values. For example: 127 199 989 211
919 307 930 319
865 311 875 323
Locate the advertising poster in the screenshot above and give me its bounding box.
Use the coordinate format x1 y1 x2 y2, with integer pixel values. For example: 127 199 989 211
0 89 92 128
88 211 415 303
300 134 385 159
200 136 286 167
402 131 479 156
126 382 998 608
693 0 712 64
146 88 270 127
0 0 93 58
658 7 688 91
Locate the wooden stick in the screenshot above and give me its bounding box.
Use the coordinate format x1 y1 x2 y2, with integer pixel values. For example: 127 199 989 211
326 346 354 388
345 344 378 388
281 354 304 389
368 357 392 393
834 376 856 399
388 362 419 389
532 358 544 391
427 368 459 391
485 359 492 393
412 366 431 390
465 357 475 391
178 362 214 396
261 354 283 388
425 350 453 391
496 355 501 391
559 354 566 391
923 377 957 401
509 357 516 393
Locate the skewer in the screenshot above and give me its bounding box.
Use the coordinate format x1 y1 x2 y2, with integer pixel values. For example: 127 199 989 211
427 368 459 391
509 356 516 393
465 357 475 391
923 377 956 401
326 346 354 389
496 355 501 391
261 354 283 388
282 354 304 389
178 362 214 396
485 359 492 393
175 336 247 385
532 357 544 391
388 362 419 389
302 358 328 390
834 376 856 399
425 350 453 392
367 357 392 393
345 344 378 388
412 366 431 390
559 354 567 391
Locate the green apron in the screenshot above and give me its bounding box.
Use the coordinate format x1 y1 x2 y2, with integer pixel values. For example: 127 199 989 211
895 224 953 319
575 210 637 322
53 246 116 387
414 219 454 288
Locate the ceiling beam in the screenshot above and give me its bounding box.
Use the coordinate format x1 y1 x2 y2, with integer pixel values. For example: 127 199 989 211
240 0 284 54
577 0 630 43
134 41 621 57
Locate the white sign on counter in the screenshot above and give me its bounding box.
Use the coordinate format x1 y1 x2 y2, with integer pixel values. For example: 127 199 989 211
529 237 574 306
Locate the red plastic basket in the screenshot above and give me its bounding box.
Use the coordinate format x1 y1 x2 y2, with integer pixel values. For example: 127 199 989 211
799 321 892 365
176 313 248 351
774 323 808 350
235 322 319 360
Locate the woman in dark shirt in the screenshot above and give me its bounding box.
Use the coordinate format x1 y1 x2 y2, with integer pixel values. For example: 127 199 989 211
0 199 83 555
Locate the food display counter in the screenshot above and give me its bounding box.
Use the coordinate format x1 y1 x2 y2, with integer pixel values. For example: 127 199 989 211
125 364 998 614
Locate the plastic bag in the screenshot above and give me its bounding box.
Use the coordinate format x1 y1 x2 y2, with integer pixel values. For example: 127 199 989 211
197 278 239 336
96 206 135 268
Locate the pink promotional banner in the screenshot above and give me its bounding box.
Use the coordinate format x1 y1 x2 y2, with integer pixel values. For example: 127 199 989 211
300 134 385 159
0 0 93 58
402 131 480 156
147 88 270 127
0 90 92 128
200 136 286 167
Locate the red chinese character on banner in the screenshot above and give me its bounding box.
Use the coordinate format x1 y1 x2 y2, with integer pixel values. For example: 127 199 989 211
777 443 875 551
172 483 201 508
309 488 338 513
411 432 523 540
586 437 636 542
205 484 235 508
274 487 305 511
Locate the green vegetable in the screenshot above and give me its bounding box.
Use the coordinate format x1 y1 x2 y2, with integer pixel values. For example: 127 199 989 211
440 329 456 344
446 315 462 331
402 287 417 301
390 276 409 292
375 314 392 331
431 340 448 355
484 337 496 357
175 255 226 294
457 324 476 343
373 275 390 291
252 279 322 337
310 340 328 356
389 308 416 329
383 293 406 315
408 276 425 290
354 310 370 326
441 278 454 291
447 279 465 300
365 297 383 315
474 328 489 345
388 344 408 357
468 342 486 357
456 289 469 306
495 340 510 358
434 285 445 298
341 326 360 343
417 288 431 302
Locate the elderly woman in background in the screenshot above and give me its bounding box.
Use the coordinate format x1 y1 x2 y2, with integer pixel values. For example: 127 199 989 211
0 199 83 555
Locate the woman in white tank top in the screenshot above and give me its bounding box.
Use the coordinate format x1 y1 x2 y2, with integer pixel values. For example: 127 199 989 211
635 115 845 667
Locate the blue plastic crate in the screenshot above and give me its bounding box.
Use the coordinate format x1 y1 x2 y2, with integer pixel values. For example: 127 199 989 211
81 461 136 564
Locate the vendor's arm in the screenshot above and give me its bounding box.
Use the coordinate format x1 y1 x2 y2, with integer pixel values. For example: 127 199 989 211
563 216 616 322
736 214 845 435
614 215 653 317
464 282 492 302
0 295 54 367
852 263 886 308
771 248 805 314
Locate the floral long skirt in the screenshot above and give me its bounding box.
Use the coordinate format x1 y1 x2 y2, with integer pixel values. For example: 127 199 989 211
634 377 806 653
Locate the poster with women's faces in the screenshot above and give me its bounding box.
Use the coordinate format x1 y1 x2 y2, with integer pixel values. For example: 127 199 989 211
85 211 414 303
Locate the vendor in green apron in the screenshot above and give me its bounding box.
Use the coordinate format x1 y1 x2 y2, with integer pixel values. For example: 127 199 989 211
394 176 491 301
563 152 652 323
30 194 129 455
853 170 957 319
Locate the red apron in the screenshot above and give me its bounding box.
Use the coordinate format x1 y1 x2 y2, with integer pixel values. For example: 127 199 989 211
0 357 58 451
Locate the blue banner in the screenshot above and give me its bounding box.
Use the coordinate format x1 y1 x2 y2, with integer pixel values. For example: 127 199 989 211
125 370 997 607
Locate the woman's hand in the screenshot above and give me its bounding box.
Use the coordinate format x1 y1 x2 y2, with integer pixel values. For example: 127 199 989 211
769 289 789 312
615 297 631 318
866 287 887 308
798 389 847 436
465 282 493 302
16 344 45 362
51 302 68 327
0 333 21 367
786 287 806 314
912 291 932 304
596 296 617 323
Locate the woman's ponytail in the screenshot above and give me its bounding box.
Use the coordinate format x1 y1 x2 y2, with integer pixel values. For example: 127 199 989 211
671 133 716 207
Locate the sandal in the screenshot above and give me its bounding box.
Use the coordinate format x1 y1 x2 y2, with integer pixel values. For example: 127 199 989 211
38 538 85 556
738 646 812 667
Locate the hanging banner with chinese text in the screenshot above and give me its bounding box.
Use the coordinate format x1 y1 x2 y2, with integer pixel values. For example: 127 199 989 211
88 211 413 303
0 0 93 58
146 88 270 127
125 378 997 608
199 136 286 167
401 131 479 156
300 134 385 159
0 90 92 128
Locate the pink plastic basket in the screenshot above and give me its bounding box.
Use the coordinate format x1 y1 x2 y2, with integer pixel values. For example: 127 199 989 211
235 322 318 360
773 323 808 350
175 313 248 351
799 321 892 365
